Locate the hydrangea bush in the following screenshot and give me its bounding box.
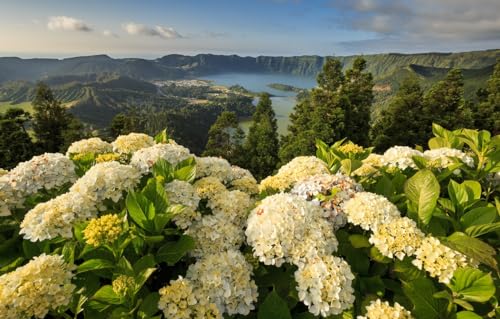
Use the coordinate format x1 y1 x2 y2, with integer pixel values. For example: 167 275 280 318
0 124 498 319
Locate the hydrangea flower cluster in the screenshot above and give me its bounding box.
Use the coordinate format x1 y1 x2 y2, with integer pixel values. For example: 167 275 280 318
66 137 112 156
193 177 227 200
380 146 423 170
358 299 414 319
295 255 355 317
158 276 222 319
112 275 136 297
0 254 76 319
185 250 258 316
165 180 201 229
423 148 474 169
353 153 383 177
70 161 141 205
195 156 234 183
95 153 122 163
412 236 469 284
369 217 425 260
344 192 474 283
259 156 329 191
246 193 338 267
111 132 154 154
343 192 400 231
291 173 363 229
130 143 192 174
208 190 253 227
83 214 123 247
20 192 96 241
0 153 77 216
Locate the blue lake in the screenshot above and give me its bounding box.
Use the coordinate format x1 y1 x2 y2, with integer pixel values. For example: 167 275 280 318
201 73 316 135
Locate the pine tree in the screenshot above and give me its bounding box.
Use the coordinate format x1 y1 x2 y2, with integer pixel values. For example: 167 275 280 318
0 108 35 169
32 82 81 152
203 111 245 165
342 57 374 145
474 60 500 133
422 69 473 135
370 76 427 151
244 93 279 180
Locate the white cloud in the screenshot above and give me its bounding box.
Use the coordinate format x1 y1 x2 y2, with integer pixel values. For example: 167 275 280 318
47 16 92 32
103 30 118 38
122 22 182 39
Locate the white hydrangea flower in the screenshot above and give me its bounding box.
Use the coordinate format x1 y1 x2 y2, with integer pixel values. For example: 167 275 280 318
0 168 8 176
66 137 112 156
343 192 400 231
195 157 233 183
158 276 222 319
229 177 259 195
259 156 329 192
112 132 154 154
70 162 141 206
229 166 255 181
295 255 355 317
130 143 192 174
291 173 363 229
353 153 383 177
20 192 97 241
423 148 474 169
185 215 244 258
194 177 227 200
186 250 258 316
0 153 77 216
208 190 253 227
357 299 414 319
165 180 201 229
369 217 425 260
412 236 470 284
0 254 76 319
246 193 338 267
381 146 422 170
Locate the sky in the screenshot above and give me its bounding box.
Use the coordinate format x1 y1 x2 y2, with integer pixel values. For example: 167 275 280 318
0 0 499 58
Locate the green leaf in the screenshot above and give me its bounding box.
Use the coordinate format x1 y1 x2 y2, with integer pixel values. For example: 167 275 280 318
444 232 498 270
173 157 197 183
402 277 445 319
138 292 160 318
393 258 425 282
462 181 481 201
157 235 195 265
456 311 483 319
348 234 371 248
154 129 169 144
152 159 174 181
133 254 156 274
460 207 497 228
448 268 496 303
134 267 156 294
92 285 122 305
404 169 440 225
374 175 395 198
258 290 292 319
142 178 169 214
126 192 154 231
77 259 115 274
448 179 469 210
369 246 392 264
465 222 500 237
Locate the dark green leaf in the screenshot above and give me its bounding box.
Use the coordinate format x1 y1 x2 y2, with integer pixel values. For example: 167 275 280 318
444 232 497 270
77 259 115 274
157 235 195 265
402 277 445 319
92 285 122 305
258 290 292 319
138 292 160 318
460 207 497 228
348 234 371 248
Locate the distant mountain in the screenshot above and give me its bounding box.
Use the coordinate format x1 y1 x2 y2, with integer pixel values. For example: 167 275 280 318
1 49 498 83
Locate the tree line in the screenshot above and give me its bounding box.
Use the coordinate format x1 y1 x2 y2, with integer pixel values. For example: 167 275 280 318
203 57 500 180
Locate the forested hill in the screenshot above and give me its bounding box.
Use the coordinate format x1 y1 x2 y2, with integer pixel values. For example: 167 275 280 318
1 49 499 83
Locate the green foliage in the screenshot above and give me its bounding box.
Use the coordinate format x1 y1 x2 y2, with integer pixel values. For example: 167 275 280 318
404 169 440 225
203 111 245 165
0 108 35 169
473 59 500 134
244 93 280 180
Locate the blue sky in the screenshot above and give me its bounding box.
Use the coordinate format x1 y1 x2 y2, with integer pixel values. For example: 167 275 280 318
1 0 499 58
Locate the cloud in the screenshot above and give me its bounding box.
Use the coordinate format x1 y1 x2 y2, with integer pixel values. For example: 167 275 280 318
329 0 500 52
47 16 92 32
122 22 182 39
103 30 118 38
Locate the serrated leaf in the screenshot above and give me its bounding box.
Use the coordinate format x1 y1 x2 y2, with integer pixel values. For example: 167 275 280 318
404 169 440 225
258 290 292 319
448 268 496 303
402 277 445 319
157 235 195 265
444 232 498 270
77 259 115 274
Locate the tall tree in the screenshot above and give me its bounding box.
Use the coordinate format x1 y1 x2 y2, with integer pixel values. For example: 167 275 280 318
244 93 279 180
203 111 245 165
474 60 500 133
342 57 374 146
370 76 427 151
32 82 81 152
422 69 473 134
0 108 35 169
